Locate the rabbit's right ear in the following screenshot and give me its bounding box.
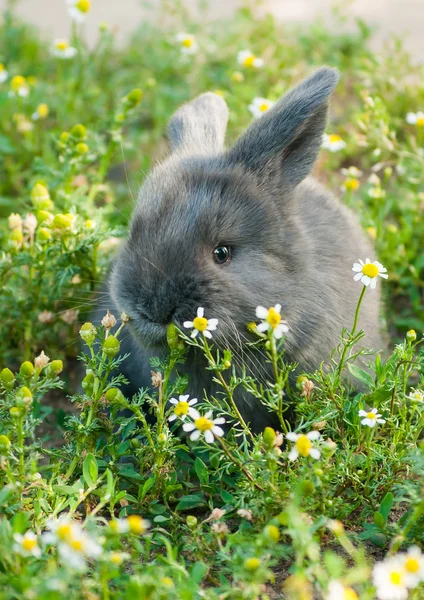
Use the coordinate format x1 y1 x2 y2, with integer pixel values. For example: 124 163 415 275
226 67 339 194
167 92 229 155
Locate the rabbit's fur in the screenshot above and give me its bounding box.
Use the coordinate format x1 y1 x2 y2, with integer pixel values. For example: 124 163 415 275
108 67 385 432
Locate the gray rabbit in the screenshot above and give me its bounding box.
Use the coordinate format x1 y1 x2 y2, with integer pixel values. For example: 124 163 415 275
108 67 385 432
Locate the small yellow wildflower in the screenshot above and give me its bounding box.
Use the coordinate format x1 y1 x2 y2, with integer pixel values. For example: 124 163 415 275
14 531 41 558
249 97 274 119
286 431 321 461
237 50 264 69
168 394 198 422
183 410 226 443
52 39 77 59
32 103 49 121
255 304 289 339
175 33 198 55
184 307 218 339
127 515 150 535
322 133 346 152
10 75 29 97
67 0 91 23
352 259 388 289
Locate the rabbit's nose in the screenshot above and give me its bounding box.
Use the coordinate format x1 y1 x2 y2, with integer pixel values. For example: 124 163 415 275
138 304 176 326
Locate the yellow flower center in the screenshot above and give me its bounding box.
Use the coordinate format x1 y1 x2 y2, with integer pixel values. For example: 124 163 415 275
57 524 72 540
344 178 359 191
174 401 189 416
22 537 37 551
37 104 49 118
344 589 358 600
389 571 402 586
266 308 281 329
193 316 208 332
295 434 312 457
56 41 69 50
70 539 84 552
11 75 26 91
259 102 270 112
405 557 419 573
366 412 377 420
329 134 342 143
182 37 193 48
416 116 424 127
243 55 256 67
127 515 146 535
362 263 379 278
76 0 91 13
194 416 214 431
0 64 5 72
110 552 123 564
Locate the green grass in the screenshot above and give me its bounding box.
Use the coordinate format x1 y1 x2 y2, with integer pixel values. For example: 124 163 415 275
0 2 423 599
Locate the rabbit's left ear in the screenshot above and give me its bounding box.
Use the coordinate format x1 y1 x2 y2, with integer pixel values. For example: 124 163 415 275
167 92 229 155
226 67 339 192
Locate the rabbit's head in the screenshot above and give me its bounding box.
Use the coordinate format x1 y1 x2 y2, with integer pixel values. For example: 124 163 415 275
111 67 339 352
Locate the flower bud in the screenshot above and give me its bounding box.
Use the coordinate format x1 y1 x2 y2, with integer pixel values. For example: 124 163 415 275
328 519 344 536
34 351 50 370
37 210 53 224
76 142 88 155
263 427 276 450
231 71 244 82
82 372 95 393
47 360 63 376
186 515 198 529
37 227 51 242
264 524 280 543
80 322 96 345
124 88 143 108
105 387 125 406
30 183 53 211
406 329 417 343
8 213 22 230
103 335 120 357
151 371 162 388
10 406 22 419
0 368 15 390
9 229 24 247
52 213 74 230
101 310 116 330
121 312 130 323
0 434 11 455
20 361 35 378
71 124 87 139
16 386 33 409
166 323 180 350
244 557 260 571
130 437 141 449
60 131 70 142
301 480 315 496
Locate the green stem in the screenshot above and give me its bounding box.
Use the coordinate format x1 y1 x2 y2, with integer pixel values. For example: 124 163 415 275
216 436 265 492
337 285 367 380
269 336 289 435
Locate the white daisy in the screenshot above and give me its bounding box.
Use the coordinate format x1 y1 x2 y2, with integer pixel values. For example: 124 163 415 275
9 75 29 97
184 307 218 339
326 580 358 600
322 133 346 152
358 407 386 428
168 394 198 422
352 258 388 289
13 531 42 558
340 166 363 178
58 530 102 571
373 556 408 600
52 39 77 59
368 173 381 186
408 389 424 403
248 97 274 119
368 187 386 199
406 111 424 127
237 50 264 69
255 304 289 339
175 33 198 55
402 546 424 588
183 410 225 444
66 0 91 23
286 431 321 461
0 64 8 84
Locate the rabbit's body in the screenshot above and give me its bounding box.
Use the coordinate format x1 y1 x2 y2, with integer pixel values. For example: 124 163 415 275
108 68 385 432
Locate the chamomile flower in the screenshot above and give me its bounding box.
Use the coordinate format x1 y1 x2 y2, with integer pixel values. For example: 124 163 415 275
255 304 289 339
368 186 386 199
32 103 49 120
286 431 321 461
168 395 198 422
373 556 408 600
408 389 424 403
52 39 77 59
109 518 130 534
248 97 274 118
58 530 102 571
13 531 42 558
183 410 225 443
10 75 29 97
0 63 8 84
358 407 386 428
322 133 346 152
237 50 264 69
341 166 363 178
406 111 424 127
402 546 424 588
66 0 91 23
184 307 218 339
175 33 198 55
352 258 388 289
326 581 358 600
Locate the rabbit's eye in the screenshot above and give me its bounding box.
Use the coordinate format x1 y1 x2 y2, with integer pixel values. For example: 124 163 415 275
213 245 231 265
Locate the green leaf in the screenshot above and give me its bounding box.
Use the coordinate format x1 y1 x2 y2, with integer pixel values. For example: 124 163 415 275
347 364 374 388
190 561 208 584
138 475 156 502
378 492 394 522
221 490 236 505
11 512 30 534
175 494 205 511
83 453 98 487
194 457 209 485
153 515 170 523
373 512 386 529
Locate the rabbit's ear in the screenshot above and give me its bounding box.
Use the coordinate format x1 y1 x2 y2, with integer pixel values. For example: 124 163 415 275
226 67 339 192
168 92 229 155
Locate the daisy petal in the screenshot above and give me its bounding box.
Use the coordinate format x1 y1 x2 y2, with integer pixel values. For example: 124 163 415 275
204 430 214 443
211 426 224 437
197 307 204 318
286 432 298 442
213 417 226 425
307 431 320 441
288 448 299 461
191 329 199 338
183 321 193 328
309 448 321 460
190 429 202 441
203 330 212 339
255 306 268 319
183 422 196 432
256 322 269 333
